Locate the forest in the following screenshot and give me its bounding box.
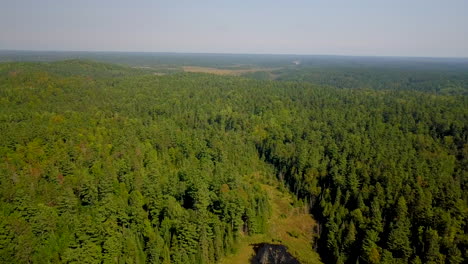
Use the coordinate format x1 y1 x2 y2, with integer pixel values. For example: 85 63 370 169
0 58 467 264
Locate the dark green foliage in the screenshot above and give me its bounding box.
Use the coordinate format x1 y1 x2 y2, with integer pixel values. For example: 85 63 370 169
0 59 467 263
273 66 468 95
250 78 468 262
0 61 272 263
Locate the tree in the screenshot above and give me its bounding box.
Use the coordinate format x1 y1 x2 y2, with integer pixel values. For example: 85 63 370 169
387 197 412 259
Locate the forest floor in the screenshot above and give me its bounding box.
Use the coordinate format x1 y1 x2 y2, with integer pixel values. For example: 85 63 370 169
220 174 322 264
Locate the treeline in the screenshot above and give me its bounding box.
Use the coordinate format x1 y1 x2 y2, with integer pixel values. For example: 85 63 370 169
252 86 468 262
0 62 271 263
0 60 467 263
260 67 468 95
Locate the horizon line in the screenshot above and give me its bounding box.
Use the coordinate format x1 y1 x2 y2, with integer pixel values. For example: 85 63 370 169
1 49 468 60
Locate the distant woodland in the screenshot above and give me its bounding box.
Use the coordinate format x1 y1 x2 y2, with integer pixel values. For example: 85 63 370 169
0 58 467 263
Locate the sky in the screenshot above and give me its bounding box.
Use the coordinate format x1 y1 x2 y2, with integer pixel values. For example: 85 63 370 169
1 0 467 57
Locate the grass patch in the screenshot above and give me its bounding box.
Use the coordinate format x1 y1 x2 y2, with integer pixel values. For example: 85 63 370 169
182 66 279 76
220 173 322 264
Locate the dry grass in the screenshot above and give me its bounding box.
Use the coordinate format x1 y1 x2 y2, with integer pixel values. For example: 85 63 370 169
182 66 278 76
220 175 322 264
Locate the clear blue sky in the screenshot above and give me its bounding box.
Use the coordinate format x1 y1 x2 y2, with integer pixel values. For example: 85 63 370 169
1 0 467 57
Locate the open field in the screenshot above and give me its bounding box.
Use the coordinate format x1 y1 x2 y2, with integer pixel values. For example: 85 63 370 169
182 66 279 76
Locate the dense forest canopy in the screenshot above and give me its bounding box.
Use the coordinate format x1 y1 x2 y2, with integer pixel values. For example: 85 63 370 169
0 57 467 263
2 51 467 95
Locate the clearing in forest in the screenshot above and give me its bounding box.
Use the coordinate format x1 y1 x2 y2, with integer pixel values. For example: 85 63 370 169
220 176 322 264
182 66 278 76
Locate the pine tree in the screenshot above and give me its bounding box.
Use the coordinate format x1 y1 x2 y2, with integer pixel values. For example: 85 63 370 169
387 197 412 259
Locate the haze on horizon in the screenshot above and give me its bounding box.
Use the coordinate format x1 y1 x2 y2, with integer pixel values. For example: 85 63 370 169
1 0 467 58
